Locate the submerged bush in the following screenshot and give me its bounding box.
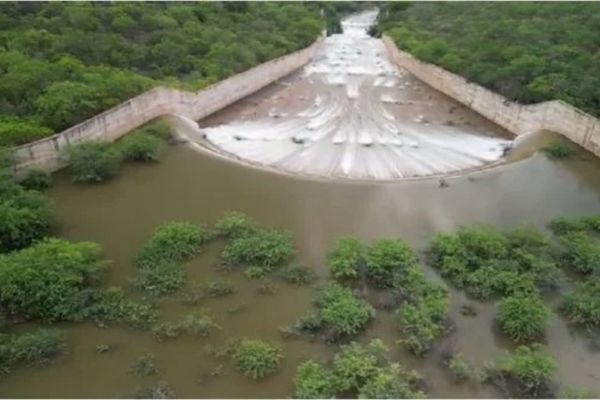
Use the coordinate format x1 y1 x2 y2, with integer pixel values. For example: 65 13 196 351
554 231 600 274
140 120 174 141
20 169 52 191
222 228 295 269
497 344 556 397
151 312 220 341
67 141 121 183
81 286 158 328
498 295 552 343
280 264 317 286
542 140 578 160
233 339 282 380
0 329 66 373
293 360 335 399
548 216 587 236
215 212 258 239
317 284 375 337
446 353 472 383
366 239 418 287
207 280 235 297
130 352 159 376
137 222 211 268
135 222 212 296
562 278 600 327
0 238 105 322
358 363 425 399
0 181 52 253
331 340 385 392
328 236 364 281
118 132 163 162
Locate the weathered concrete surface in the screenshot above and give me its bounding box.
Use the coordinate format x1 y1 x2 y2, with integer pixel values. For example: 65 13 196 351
13 35 324 175
383 36 600 158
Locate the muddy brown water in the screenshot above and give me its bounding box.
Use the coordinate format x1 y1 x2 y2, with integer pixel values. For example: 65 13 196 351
2 139 600 398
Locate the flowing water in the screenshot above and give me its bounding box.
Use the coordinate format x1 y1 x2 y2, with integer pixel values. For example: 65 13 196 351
191 11 513 180
3 10 600 399
2 141 600 398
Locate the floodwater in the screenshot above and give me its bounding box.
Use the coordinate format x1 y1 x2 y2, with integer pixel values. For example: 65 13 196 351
191 11 513 180
2 140 600 398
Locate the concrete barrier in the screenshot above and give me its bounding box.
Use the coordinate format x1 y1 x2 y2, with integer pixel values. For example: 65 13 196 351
382 36 600 158
14 35 324 175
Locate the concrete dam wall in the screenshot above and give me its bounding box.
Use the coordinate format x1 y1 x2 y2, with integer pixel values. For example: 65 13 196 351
13 35 324 175
383 36 600 159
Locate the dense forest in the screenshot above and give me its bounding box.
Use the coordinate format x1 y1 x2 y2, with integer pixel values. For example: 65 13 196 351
376 2 600 117
0 2 326 146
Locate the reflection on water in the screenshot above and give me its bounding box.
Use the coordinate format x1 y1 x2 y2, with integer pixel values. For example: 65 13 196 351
2 144 600 397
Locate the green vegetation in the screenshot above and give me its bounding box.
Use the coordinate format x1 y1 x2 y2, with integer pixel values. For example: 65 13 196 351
543 140 579 160
0 329 66 374
134 381 175 399
20 169 52 191
134 221 211 296
117 132 163 162
0 3 323 146
207 280 235 298
233 339 282 380
554 231 600 274
327 236 363 281
130 352 159 376
280 264 317 286
429 226 559 299
221 228 295 271
377 3 600 117
498 295 552 343
562 278 600 327
215 211 258 239
496 344 556 397
312 284 375 338
366 239 418 287
67 141 121 183
151 312 220 341
293 339 424 398
446 353 472 383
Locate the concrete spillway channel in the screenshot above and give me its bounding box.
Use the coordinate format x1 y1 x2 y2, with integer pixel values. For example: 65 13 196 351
183 10 513 181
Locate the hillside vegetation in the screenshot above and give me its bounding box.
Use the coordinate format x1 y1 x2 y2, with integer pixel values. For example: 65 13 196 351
376 2 600 117
0 2 324 146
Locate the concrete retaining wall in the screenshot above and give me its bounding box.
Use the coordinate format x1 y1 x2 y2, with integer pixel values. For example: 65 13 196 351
383 36 600 158
14 35 324 175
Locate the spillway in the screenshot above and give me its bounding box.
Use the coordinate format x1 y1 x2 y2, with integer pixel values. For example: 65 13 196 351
193 10 512 180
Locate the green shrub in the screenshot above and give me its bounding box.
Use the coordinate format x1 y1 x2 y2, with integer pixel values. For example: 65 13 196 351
245 266 267 280
0 182 52 252
222 228 295 269
137 222 210 268
215 212 258 239
207 280 235 297
233 339 282 379
581 215 600 232
140 120 174 141
366 239 418 287
543 140 578 159
67 141 122 183
81 286 158 328
118 132 163 162
498 295 552 342
328 237 364 280
358 364 425 399
20 169 52 191
396 293 448 355
0 329 66 373
447 353 471 383
151 312 220 341
548 216 587 236
293 360 335 399
0 117 54 147
562 278 600 327
0 238 105 322
132 262 184 296
317 284 375 337
280 264 317 286
555 231 600 274
499 344 556 397
134 381 176 399
331 340 383 392
130 352 159 376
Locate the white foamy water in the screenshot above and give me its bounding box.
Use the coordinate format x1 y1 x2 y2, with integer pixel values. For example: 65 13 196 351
198 10 512 180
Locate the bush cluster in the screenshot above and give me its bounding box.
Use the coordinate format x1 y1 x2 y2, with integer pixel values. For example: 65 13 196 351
19 169 52 191
233 339 282 380
134 221 212 296
495 344 556 397
366 239 419 287
561 278 600 327
327 237 364 280
215 212 258 239
293 339 424 399
221 228 295 272
554 231 600 274
0 329 66 373
429 226 559 299
151 312 220 341
117 132 163 162
498 295 552 343
280 264 317 286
